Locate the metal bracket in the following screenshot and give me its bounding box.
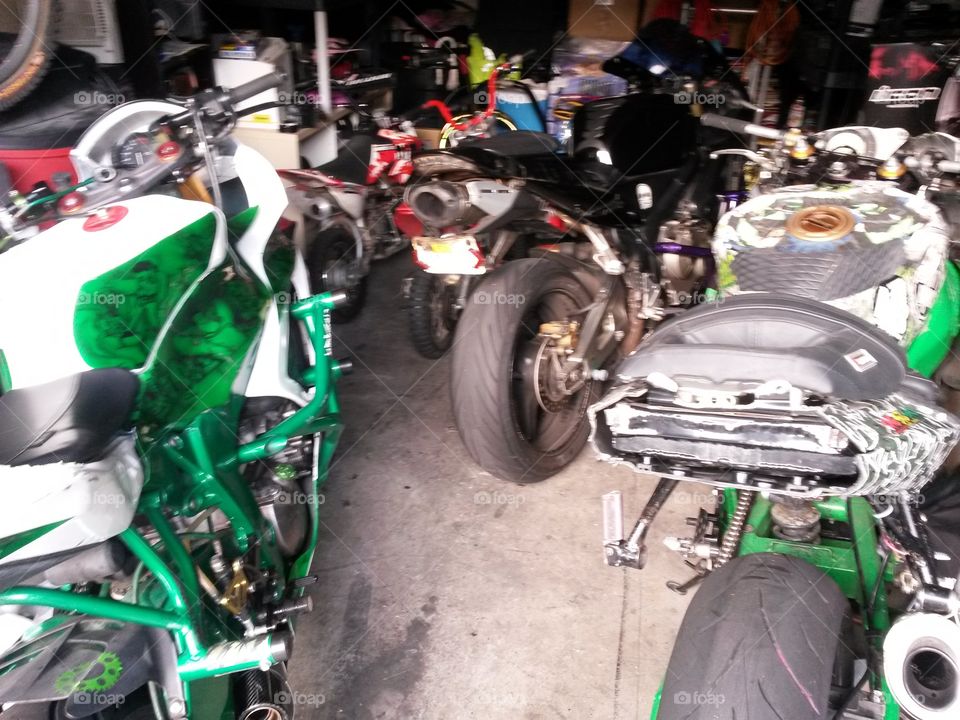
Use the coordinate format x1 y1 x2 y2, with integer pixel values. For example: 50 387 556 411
602 477 679 569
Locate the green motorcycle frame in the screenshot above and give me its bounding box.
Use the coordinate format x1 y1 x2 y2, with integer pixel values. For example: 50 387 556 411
0 91 347 718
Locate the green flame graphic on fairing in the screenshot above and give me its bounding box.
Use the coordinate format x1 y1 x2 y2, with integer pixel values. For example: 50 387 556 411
72 211 274 438
73 213 218 369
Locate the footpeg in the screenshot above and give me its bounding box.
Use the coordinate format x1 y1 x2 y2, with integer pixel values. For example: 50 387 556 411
602 478 679 569
603 490 645 568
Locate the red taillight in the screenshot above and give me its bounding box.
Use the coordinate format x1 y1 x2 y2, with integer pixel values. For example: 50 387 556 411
546 212 567 231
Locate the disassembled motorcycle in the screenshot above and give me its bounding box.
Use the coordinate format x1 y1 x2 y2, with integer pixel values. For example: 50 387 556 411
593 115 960 720
0 74 351 719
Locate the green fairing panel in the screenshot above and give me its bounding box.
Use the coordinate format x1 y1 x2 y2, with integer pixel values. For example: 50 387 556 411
229 206 296 294
226 207 258 240
907 261 960 378
136 258 271 438
73 213 218 369
0 520 66 561
73 210 273 438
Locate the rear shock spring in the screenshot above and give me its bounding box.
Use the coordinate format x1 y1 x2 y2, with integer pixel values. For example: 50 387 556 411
716 490 755 568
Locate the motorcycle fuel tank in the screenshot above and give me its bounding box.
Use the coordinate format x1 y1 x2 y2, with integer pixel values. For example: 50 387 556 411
0 194 229 391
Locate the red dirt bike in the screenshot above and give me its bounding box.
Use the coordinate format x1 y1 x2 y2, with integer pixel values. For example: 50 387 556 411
397 61 539 357
281 116 420 322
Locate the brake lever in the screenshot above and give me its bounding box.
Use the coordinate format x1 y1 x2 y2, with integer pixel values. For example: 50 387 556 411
709 148 776 171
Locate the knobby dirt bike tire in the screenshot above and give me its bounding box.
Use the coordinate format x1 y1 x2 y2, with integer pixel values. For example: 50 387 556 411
408 270 456 359
450 258 597 483
657 552 850 720
0 0 60 111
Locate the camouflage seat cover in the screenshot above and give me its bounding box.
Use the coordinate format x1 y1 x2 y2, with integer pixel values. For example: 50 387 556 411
712 181 950 346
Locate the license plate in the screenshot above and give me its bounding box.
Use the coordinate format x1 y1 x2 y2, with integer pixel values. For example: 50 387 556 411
412 235 486 275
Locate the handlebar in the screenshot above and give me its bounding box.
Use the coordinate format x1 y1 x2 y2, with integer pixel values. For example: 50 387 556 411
226 72 286 106
700 113 785 141
905 156 960 175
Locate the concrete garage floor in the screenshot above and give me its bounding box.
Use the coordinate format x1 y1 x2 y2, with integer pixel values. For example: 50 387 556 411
4 253 704 720
286 253 700 720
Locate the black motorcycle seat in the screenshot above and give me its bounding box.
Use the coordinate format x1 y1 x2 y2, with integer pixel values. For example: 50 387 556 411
0 369 139 466
313 134 378 185
618 293 915 401
460 130 559 156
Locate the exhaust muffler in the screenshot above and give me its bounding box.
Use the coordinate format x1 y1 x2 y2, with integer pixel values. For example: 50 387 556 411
884 612 960 718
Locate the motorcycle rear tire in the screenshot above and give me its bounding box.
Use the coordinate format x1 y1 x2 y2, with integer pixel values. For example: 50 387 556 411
408 271 458 359
0 0 59 111
657 552 850 720
450 258 597 483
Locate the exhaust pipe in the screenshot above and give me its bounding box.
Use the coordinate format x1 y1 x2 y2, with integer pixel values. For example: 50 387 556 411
884 612 960 718
405 181 470 227
237 665 295 720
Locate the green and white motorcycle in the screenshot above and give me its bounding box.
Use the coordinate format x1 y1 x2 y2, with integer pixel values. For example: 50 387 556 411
593 116 960 720
0 74 349 719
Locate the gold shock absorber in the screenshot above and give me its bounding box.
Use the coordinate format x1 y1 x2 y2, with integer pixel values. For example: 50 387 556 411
716 491 755 568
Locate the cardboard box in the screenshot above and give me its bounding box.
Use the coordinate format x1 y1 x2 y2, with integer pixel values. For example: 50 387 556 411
415 128 443 150
568 0 642 42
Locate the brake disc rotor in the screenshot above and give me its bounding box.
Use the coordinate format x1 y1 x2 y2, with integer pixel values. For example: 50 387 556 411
532 338 567 413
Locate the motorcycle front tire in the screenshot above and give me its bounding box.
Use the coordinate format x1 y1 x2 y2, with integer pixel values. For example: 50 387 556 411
657 552 851 720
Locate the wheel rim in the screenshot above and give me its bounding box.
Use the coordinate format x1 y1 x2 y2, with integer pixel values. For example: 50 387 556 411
317 234 362 307
510 284 591 454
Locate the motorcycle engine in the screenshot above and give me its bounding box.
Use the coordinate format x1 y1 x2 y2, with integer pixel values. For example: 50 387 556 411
239 399 314 557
